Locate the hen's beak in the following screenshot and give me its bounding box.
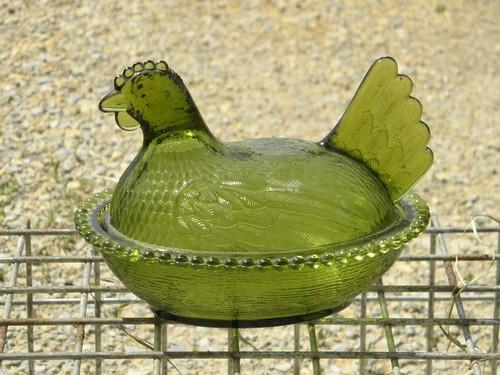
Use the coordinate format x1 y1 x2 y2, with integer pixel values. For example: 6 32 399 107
99 91 127 112
99 90 140 131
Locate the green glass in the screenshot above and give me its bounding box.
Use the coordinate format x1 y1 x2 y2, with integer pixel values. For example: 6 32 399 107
75 57 432 327
321 58 433 202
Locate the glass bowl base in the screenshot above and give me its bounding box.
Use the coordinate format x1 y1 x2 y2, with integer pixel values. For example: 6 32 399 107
75 190 429 325
151 301 352 328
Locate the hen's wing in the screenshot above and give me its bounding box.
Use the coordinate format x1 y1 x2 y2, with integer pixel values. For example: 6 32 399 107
171 149 396 252
321 57 433 202
172 177 276 252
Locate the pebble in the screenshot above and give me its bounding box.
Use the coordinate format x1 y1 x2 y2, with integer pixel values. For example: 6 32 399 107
57 334 68 342
56 147 73 158
66 180 81 190
57 311 72 319
7 219 22 228
62 160 74 173
327 364 343 375
197 337 210 349
405 326 417 337
34 364 47 373
7 360 23 366
273 362 292 372
9 164 21 173
333 343 350 351
31 107 44 116
345 330 360 339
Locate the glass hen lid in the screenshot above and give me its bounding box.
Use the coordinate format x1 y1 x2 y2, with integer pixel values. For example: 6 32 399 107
92 57 431 255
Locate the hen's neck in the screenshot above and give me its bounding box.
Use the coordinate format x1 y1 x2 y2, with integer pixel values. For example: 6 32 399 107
141 103 217 145
141 126 226 157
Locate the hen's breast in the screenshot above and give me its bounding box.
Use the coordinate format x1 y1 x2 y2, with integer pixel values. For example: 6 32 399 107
111 137 400 252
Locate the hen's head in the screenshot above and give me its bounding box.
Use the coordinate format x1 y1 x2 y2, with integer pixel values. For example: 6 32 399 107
99 60 197 134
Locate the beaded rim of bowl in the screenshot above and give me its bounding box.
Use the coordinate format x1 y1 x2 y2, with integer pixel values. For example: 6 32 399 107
74 189 429 269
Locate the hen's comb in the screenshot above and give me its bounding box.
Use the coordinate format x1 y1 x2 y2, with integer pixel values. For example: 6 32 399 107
113 60 170 90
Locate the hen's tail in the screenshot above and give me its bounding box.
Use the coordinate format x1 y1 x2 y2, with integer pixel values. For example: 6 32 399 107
320 57 433 202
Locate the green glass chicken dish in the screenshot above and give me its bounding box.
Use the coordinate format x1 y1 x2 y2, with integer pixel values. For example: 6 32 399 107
75 57 432 327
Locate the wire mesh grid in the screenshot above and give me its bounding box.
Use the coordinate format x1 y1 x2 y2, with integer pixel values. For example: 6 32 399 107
0 215 499 374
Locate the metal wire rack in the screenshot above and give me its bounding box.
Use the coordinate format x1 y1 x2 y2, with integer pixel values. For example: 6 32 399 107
0 215 499 374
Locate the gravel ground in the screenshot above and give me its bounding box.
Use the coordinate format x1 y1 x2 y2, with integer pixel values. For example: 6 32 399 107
0 1 499 374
